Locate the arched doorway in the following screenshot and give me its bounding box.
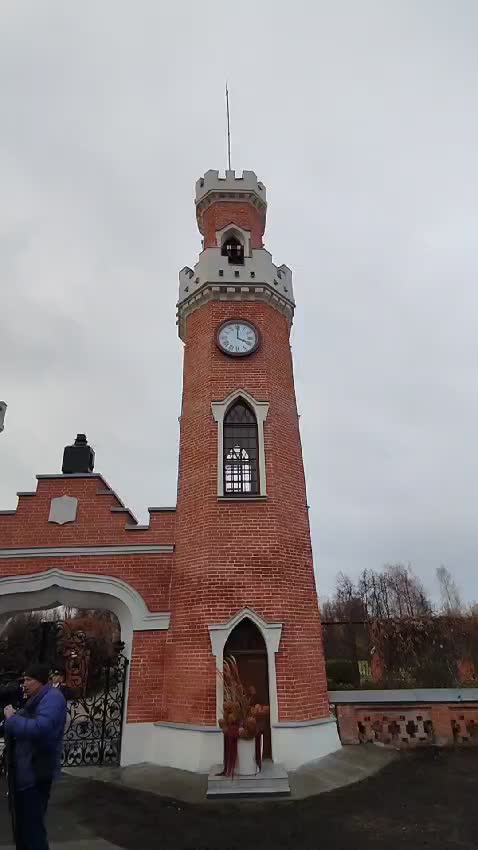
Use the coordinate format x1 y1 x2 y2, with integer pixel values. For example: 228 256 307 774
224 617 272 759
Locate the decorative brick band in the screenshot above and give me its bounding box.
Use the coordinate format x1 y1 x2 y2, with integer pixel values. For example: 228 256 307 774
335 702 478 748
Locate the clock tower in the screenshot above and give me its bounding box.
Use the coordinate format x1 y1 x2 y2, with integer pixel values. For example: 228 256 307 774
162 169 340 769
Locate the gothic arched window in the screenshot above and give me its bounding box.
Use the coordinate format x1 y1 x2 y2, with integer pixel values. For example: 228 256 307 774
221 234 244 265
223 401 258 495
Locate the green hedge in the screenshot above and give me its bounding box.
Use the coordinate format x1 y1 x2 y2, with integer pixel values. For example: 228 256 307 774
326 659 360 688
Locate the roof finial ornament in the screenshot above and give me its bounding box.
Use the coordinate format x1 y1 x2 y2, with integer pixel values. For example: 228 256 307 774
226 83 232 171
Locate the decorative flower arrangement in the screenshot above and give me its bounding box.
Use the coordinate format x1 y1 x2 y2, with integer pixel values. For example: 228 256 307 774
218 657 270 776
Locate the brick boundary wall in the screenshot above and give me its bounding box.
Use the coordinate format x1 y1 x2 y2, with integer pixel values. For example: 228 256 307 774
335 702 478 748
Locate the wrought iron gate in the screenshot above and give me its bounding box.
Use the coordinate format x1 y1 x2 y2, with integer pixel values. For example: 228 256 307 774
62 654 128 767
0 619 128 768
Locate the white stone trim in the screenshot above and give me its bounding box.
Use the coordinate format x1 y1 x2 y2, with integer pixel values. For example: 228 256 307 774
0 568 172 769
177 248 294 307
215 223 251 257
272 717 341 770
195 169 267 206
0 544 173 559
0 568 170 651
208 607 282 726
152 723 223 772
121 722 156 766
119 716 341 772
211 389 269 497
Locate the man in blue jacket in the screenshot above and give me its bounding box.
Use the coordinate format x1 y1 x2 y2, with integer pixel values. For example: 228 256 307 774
4 663 67 850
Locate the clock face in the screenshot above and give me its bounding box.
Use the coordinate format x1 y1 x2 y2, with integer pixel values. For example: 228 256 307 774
216 320 259 357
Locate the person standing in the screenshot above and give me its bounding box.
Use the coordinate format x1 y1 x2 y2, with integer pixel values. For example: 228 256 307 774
3 663 67 850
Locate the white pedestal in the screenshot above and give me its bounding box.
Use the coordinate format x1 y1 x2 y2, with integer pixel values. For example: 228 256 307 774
236 737 257 776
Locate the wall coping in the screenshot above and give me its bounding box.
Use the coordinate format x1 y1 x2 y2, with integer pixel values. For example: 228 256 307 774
154 721 221 733
272 715 337 729
329 688 478 704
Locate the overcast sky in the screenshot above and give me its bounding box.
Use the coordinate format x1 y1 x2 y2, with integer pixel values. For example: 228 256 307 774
1 2 477 603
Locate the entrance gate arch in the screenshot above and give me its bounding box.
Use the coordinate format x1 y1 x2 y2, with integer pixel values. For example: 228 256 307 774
0 568 170 766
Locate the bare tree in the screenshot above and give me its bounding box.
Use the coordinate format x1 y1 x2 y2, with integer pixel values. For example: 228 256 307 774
322 573 366 621
384 564 432 618
436 566 463 615
326 563 432 621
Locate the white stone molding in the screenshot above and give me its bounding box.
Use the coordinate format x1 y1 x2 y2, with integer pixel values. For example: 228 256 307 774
0 544 173 559
208 607 282 725
152 722 223 772
215 224 251 257
178 247 294 308
0 568 170 656
211 389 269 498
271 717 341 769
195 169 267 207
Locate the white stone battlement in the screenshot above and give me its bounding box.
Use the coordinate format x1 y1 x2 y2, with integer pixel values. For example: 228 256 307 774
195 170 267 206
178 248 293 305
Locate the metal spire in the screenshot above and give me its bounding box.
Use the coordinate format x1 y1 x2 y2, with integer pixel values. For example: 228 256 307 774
226 83 232 170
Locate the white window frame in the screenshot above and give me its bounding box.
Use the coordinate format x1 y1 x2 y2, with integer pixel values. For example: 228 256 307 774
211 389 269 498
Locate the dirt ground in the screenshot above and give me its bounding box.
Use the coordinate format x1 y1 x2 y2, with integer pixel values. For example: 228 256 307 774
2 748 478 849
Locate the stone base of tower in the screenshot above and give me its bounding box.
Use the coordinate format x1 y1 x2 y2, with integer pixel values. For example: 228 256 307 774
120 716 341 774
271 716 341 770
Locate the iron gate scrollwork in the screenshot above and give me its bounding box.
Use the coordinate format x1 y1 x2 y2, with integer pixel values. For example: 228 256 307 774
0 618 128 767
62 653 128 767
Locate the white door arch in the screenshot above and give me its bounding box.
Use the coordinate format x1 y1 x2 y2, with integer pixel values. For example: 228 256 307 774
208 607 282 725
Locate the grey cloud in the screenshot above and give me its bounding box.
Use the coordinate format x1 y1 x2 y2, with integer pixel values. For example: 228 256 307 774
1 1 477 606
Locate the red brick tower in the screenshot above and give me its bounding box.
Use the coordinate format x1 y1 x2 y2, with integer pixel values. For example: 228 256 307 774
161 170 340 769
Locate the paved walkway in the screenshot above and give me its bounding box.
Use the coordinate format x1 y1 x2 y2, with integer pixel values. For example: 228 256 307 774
0 776 118 849
7 747 478 849
63 744 397 803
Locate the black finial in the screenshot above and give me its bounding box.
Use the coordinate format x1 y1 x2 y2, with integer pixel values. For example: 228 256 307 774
62 434 95 474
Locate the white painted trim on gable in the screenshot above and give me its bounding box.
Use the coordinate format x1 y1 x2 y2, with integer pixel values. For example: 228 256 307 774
208 607 282 726
211 389 269 497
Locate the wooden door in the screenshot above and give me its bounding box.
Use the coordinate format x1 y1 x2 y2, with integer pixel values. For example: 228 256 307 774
234 651 272 759
224 618 272 760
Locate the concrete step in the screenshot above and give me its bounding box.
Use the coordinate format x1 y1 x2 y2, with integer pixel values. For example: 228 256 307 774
207 760 290 798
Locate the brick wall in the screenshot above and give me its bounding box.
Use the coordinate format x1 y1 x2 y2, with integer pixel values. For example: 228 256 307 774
336 703 478 747
164 297 330 725
0 476 174 548
0 475 173 722
200 201 265 249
